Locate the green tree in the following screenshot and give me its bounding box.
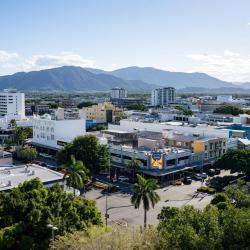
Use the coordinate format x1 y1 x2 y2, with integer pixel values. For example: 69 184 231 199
57 134 110 173
131 174 160 228
16 146 38 162
0 178 102 250
127 157 141 182
174 105 193 116
13 127 33 146
77 101 97 109
213 149 250 178
213 105 244 115
157 205 223 250
9 119 17 128
63 155 88 196
127 103 146 111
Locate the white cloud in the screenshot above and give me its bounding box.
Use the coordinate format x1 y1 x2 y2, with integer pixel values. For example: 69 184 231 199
224 50 240 57
186 51 250 82
0 51 96 75
0 50 19 62
20 52 96 71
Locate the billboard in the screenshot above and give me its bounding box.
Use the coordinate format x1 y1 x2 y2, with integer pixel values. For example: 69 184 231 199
151 152 163 169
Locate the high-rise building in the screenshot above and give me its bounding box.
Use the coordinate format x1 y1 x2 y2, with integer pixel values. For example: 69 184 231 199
0 89 25 120
111 87 127 99
151 87 176 106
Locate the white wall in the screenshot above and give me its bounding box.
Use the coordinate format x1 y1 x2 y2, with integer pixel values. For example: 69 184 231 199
33 116 86 149
109 119 231 138
0 91 25 120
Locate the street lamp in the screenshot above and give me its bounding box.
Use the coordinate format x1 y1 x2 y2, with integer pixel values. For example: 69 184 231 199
47 224 58 250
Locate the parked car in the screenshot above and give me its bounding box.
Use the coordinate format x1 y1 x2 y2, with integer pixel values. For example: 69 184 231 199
208 169 216 176
183 177 192 185
39 153 53 159
118 176 129 182
215 169 221 175
201 172 207 179
192 174 203 181
32 160 42 165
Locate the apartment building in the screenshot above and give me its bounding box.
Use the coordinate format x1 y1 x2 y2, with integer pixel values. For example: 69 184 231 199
151 87 176 106
110 87 127 99
83 102 125 124
0 89 25 120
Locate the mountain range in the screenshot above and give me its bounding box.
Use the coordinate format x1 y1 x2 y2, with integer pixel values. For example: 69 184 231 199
0 65 249 92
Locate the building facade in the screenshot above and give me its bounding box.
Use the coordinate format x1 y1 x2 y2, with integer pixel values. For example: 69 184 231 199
111 87 127 99
32 114 85 151
151 87 176 106
0 89 25 120
83 102 125 124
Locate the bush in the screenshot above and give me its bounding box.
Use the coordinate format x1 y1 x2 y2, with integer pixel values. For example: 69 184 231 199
93 181 108 189
197 186 216 194
53 226 158 250
15 146 37 162
211 193 229 205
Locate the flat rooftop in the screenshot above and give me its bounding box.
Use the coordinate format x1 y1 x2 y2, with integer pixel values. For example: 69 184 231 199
0 164 64 191
111 144 191 155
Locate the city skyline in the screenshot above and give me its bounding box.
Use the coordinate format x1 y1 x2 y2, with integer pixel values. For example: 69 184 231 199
1 0 250 82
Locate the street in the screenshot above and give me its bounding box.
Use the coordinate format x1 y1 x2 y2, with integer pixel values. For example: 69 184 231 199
85 179 213 226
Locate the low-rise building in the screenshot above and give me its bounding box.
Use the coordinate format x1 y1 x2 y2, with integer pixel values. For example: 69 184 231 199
111 98 142 108
109 119 245 139
238 138 250 149
25 104 50 116
0 164 64 191
83 102 125 124
32 113 85 153
192 137 226 161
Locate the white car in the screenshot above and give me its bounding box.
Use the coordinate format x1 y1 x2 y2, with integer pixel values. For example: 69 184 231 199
118 176 129 182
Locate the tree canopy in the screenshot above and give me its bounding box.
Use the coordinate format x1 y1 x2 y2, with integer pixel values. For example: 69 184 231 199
213 149 250 178
63 155 89 196
15 146 38 162
127 103 146 111
0 178 102 250
77 101 97 109
157 182 250 249
213 105 244 115
174 105 193 116
57 134 110 173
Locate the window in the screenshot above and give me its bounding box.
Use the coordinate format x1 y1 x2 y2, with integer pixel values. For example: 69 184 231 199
51 134 55 140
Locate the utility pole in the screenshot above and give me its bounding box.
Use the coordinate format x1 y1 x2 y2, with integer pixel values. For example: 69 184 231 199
201 152 204 187
105 190 109 230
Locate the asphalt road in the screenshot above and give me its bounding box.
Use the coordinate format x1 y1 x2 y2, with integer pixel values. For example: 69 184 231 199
85 179 213 226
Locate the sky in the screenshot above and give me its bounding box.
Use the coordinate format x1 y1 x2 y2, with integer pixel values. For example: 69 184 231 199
1 0 250 82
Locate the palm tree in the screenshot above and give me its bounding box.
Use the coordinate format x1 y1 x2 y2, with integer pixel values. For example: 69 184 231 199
131 174 160 228
127 157 141 182
63 155 89 196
